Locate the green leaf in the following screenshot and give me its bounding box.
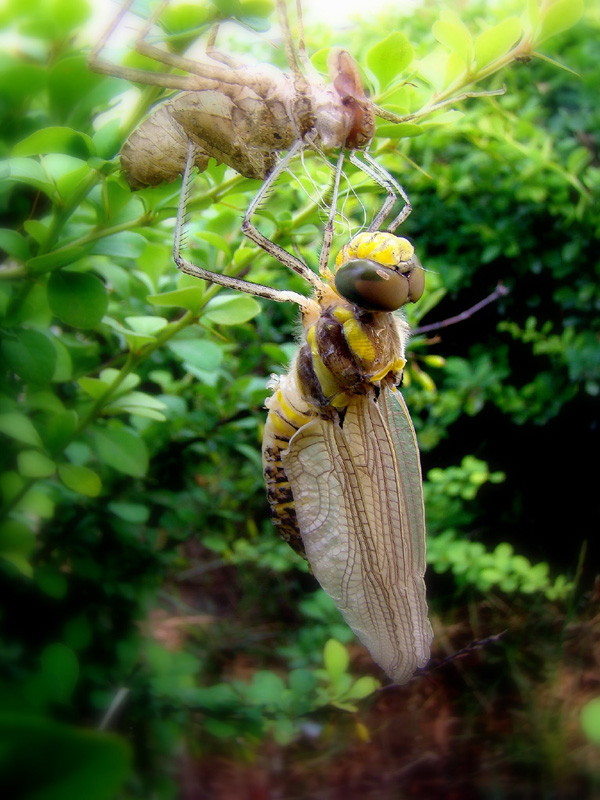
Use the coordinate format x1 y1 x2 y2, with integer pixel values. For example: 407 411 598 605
148 286 206 313
204 294 261 325
432 11 473 65
248 671 286 707
12 127 95 159
536 0 584 44
375 121 424 139
101 317 157 351
104 391 168 421
0 228 31 261
288 669 317 696
93 426 149 478
0 157 56 198
48 271 108 329
2 329 57 384
99 370 140 393
92 118 122 160
45 410 78 451
123 316 167 335
79 370 140 401
344 676 380 700
40 154 89 200
91 232 147 258
17 450 56 479
168 338 223 371
0 715 131 800
58 464 102 497
77 377 111 401
26 246 92 275
474 18 522 68
16 488 55 520
323 639 349 681
367 32 414 91
0 413 42 447
581 697 600 744
108 502 150 523
193 231 233 261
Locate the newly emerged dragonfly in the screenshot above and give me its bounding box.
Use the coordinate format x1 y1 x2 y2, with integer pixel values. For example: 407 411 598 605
174 144 433 684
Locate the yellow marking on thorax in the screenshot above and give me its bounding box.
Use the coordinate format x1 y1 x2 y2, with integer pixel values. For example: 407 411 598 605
332 306 376 362
342 318 376 362
370 356 406 383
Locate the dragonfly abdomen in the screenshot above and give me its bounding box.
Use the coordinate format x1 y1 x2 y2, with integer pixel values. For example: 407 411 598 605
262 367 317 556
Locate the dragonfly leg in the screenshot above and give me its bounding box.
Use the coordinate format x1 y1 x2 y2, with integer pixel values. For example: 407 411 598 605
241 141 323 289
276 0 304 79
349 150 412 233
205 24 247 69
88 0 212 90
318 149 346 279
174 144 313 309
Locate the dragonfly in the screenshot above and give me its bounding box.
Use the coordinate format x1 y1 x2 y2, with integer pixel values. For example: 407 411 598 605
174 142 433 684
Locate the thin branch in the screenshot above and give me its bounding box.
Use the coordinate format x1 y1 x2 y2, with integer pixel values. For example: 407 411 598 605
413 282 509 336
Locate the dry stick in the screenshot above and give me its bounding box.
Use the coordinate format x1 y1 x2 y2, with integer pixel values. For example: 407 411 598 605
418 630 507 675
378 630 507 691
413 282 510 336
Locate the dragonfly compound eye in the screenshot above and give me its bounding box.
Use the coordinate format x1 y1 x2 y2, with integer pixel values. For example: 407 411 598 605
335 259 416 311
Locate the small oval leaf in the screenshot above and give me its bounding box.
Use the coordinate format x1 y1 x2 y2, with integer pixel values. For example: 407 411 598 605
2 330 57 384
204 294 261 325
475 18 522 68
58 464 102 497
93 426 149 478
367 32 414 91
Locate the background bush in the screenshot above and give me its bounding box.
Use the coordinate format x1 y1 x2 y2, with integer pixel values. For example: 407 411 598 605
0 0 598 797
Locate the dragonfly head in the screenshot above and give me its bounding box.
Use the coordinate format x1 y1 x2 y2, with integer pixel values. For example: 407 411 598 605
333 232 425 311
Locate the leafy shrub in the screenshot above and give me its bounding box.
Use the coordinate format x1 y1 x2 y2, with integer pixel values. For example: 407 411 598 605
0 0 596 796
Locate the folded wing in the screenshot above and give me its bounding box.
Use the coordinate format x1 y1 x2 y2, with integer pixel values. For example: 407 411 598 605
282 389 432 684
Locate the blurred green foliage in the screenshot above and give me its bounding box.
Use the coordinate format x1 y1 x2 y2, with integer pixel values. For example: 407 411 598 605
0 0 597 796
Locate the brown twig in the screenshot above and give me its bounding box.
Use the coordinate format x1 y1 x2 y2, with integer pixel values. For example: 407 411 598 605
413 282 509 336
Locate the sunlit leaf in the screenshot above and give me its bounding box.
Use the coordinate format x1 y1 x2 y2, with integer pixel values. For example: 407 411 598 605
432 11 473 65
12 127 95 159
536 0 584 44
0 157 56 198
367 32 414 91
475 18 522 68
323 639 349 682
